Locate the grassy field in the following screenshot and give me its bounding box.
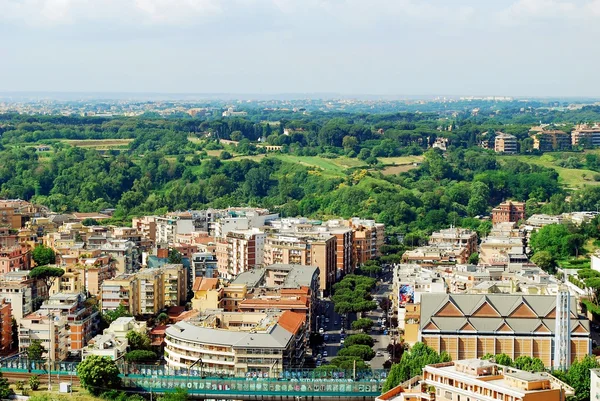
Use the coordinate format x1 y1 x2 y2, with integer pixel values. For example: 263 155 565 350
379 155 424 176
62 139 133 150
498 154 600 188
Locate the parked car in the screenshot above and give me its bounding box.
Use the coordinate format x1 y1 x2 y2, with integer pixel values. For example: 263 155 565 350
319 327 324 334
340 339 345 345
324 334 329 341
323 351 328 357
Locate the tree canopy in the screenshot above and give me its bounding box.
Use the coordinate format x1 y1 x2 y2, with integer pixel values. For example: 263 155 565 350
77 356 121 395
31 245 56 266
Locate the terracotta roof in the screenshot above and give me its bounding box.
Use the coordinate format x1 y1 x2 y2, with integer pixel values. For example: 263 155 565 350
150 325 168 335
167 306 186 317
277 311 306 335
192 277 219 292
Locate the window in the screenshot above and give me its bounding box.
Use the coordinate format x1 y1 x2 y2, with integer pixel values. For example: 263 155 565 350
444 391 452 399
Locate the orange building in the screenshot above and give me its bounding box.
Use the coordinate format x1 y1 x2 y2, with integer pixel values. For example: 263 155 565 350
492 201 526 224
0 299 12 353
419 294 591 367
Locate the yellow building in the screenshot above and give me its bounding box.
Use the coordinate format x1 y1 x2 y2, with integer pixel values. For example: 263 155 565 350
191 277 223 312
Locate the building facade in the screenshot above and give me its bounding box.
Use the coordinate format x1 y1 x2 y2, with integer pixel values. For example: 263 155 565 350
494 132 518 154
419 294 591 367
492 201 526 224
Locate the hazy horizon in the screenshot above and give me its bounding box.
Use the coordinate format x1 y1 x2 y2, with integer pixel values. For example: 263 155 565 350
2 0 600 97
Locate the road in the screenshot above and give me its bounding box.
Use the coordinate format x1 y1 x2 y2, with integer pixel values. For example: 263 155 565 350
313 266 395 369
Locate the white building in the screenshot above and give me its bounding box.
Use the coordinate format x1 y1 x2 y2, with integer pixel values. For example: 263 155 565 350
81 332 127 360
591 369 600 401
104 317 147 340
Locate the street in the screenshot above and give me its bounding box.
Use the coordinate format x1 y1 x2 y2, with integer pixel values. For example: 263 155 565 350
313 265 395 370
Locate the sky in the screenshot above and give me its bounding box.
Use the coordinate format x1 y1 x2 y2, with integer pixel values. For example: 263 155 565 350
1 0 600 97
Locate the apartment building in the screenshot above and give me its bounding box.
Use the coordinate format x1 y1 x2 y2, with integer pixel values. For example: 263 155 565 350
101 265 186 316
191 277 223 312
154 216 178 245
38 293 99 352
419 293 591 367
0 199 42 230
0 227 18 248
532 129 571 152
78 255 116 296
429 228 478 256
212 209 277 238
571 123 600 147
191 252 218 279
232 264 319 329
353 220 385 265
164 310 306 376
402 245 471 266
494 132 518 154
50 264 82 296
216 229 265 279
0 300 12 353
100 239 137 273
0 272 34 322
103 316 147 340
479 236 526 266
0 246 30 273
81 332 127 360
100 273 138 315
263 234 335 296
492 201 526 224
19 310 69 361
132 216 156 244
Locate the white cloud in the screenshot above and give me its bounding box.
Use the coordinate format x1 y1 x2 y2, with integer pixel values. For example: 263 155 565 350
495 0 600 23
0 0 475 27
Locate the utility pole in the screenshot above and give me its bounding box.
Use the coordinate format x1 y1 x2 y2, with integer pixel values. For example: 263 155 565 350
47 312 53 391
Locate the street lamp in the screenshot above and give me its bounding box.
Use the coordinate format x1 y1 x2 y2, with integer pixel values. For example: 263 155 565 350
189 357 204 378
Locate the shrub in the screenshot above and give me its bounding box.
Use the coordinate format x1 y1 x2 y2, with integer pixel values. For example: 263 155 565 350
29 375 40 390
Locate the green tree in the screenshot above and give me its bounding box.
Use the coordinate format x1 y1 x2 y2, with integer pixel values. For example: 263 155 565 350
494 353 513 367
513 356 544 372
344 334 375 347
77 356 121 395
382 343 451 392
26 339 46 360
337 345 375 361
220 150 233 160
126 330 151 351
468 252 479 265
124 350 158 362
28 266 65 297
530 251 555 272
342 136 358 151
157 312 169 325
81 218 100 226
28 375 40 391
168 249 182 264
351 318 374 333
102 304 131 325
563 355 600 401
31 245 56 266
159 388 189 401
0 371 13 399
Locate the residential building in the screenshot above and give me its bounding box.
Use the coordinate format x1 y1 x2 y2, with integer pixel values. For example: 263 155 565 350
81 332 127 360
494 132 518 154
419 293 591 367
191 277 223 312
571 123 600 147
100 239 137 273
100 273 139 315
39 293 99 352
429 228 478 256
213 209 277 238
164 310 306 376
50 264 82 296
155 216 178 245
479 236 526 266
492 201 526 224
377 359 574 401
191 252 218 279
0 246 30 273
217 229 265 280
352 219 385 264
132 216 156 244
532 129 571 152
526 214 564 229
19 311 69 361
402 245 471 266
232 264 319 329
104 316 147 340
221 284 247 312
0 300 12 353
102 265 186 316
78 255 116 296
263 234 335 296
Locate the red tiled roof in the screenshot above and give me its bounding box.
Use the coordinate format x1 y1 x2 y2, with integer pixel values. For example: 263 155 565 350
192 277 219 292
278 311 306 335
